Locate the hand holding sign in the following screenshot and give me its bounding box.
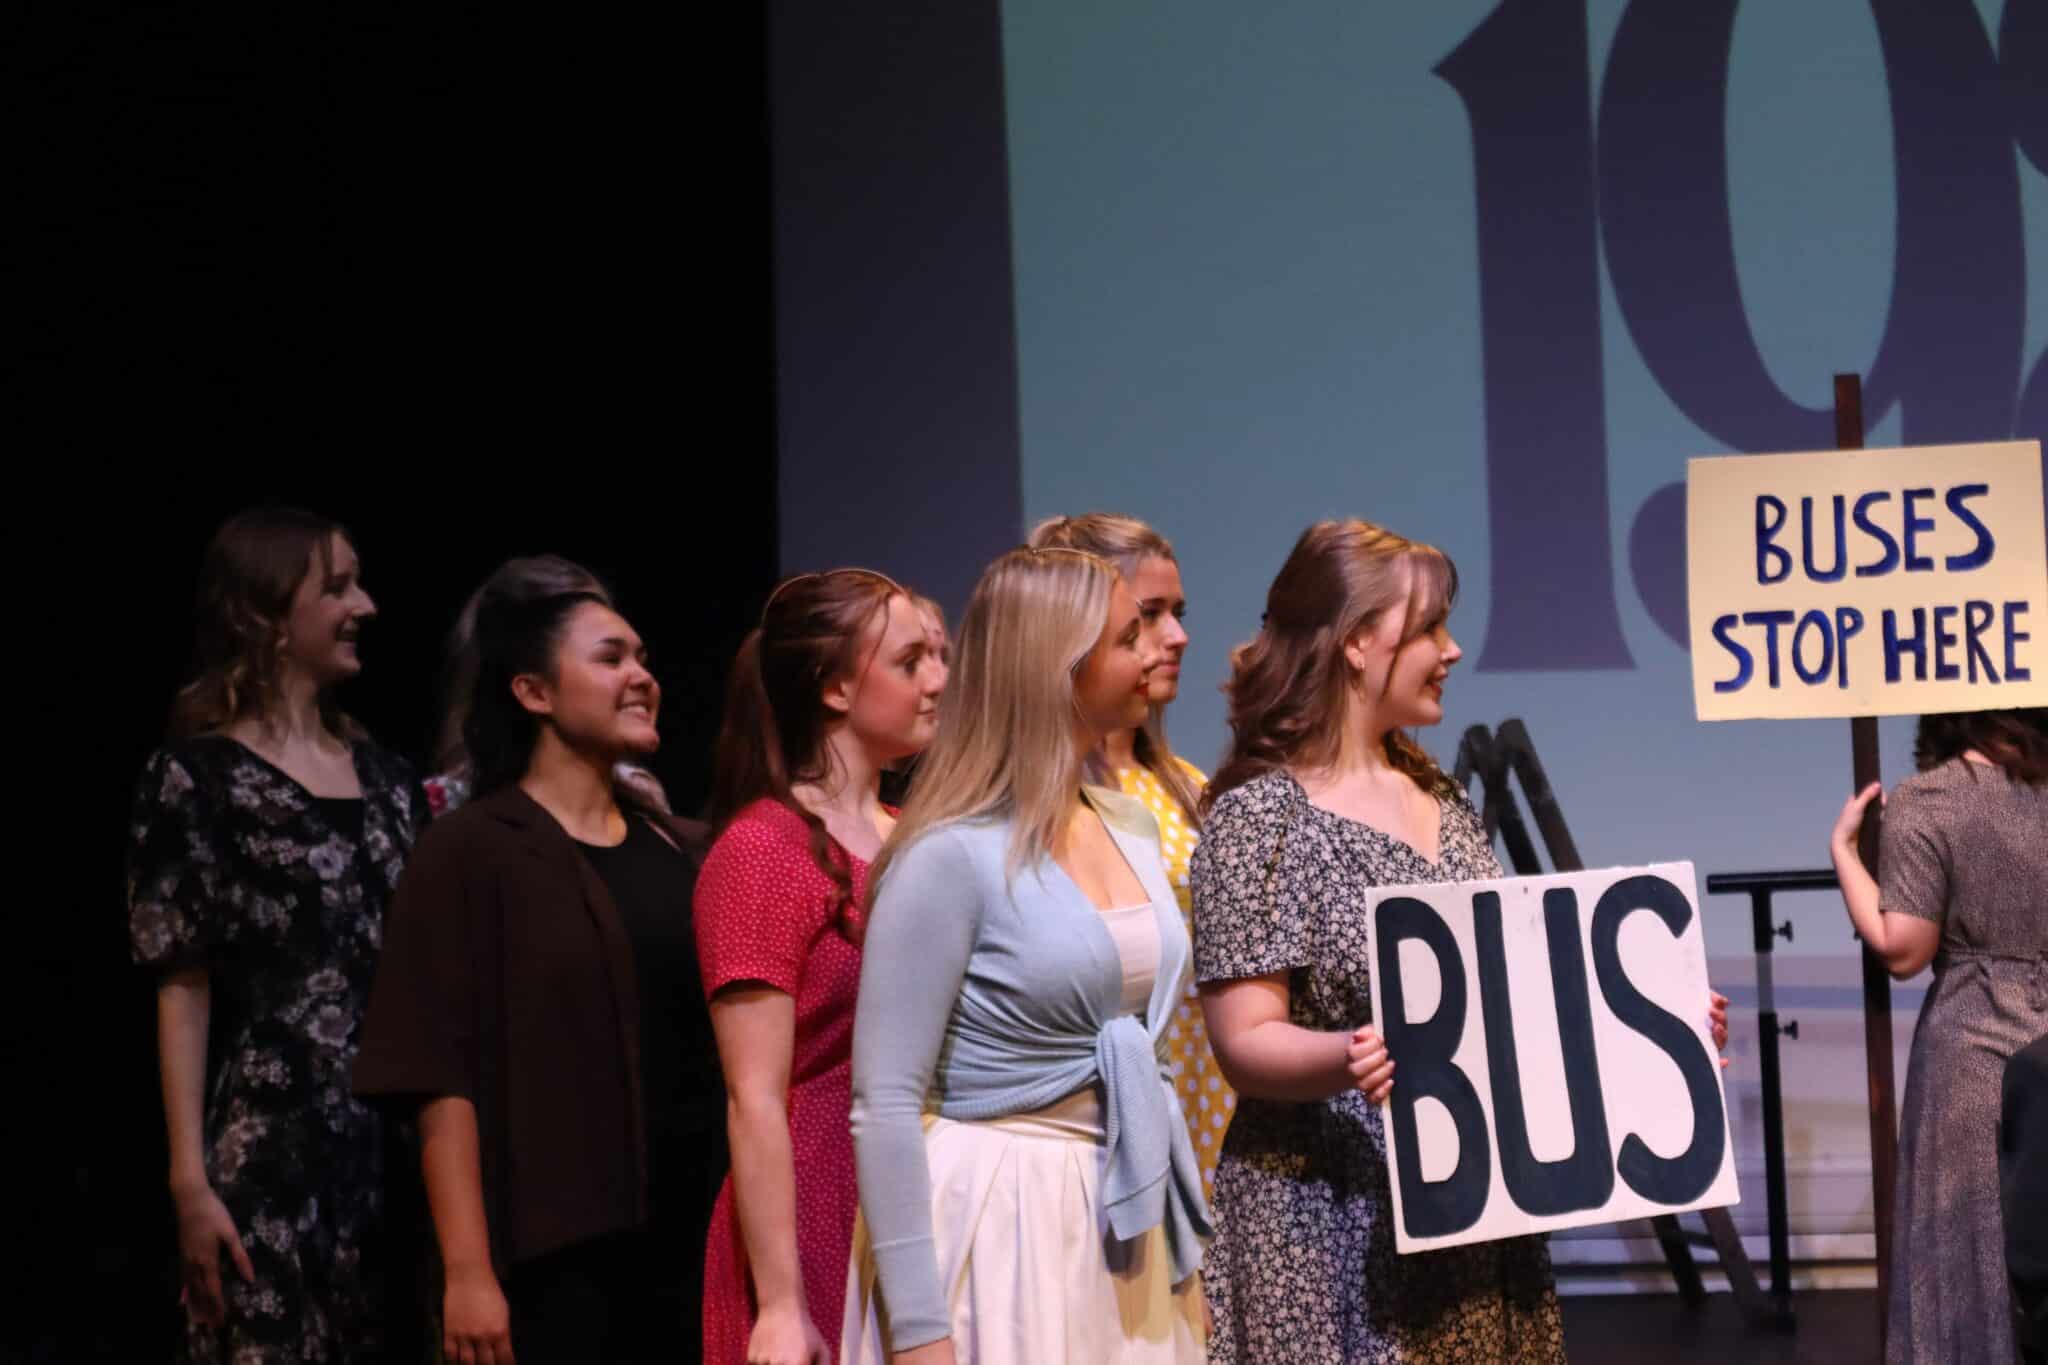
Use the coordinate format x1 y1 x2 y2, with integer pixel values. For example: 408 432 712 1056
1363 862 1739 1253
1347 1026 1395 1104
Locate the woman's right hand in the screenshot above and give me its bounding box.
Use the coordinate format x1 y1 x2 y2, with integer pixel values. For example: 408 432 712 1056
171 1180 253 1328
747 1301 830 1365
442 1264 515 1365
1348 1025 1396 1104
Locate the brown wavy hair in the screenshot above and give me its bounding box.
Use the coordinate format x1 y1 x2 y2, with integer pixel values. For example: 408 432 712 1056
1028 512 1204 825
1913 707 2048 784
707 569 905 911
1203 519 1458 815
168 507 363 741
907 593 948 661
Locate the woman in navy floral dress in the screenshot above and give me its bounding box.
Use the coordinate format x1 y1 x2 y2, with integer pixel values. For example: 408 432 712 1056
1192 521 1727 1363
128 508 427 1363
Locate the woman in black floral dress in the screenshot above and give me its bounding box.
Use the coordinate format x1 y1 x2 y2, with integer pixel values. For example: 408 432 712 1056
128 508 427 1363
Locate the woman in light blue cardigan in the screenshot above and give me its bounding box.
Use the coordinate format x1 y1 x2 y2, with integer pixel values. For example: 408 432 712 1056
842 546 1213 1364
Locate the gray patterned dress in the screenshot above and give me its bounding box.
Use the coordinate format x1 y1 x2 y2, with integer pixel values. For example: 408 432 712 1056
1190 770 1565 1363
1879 757 2048 1365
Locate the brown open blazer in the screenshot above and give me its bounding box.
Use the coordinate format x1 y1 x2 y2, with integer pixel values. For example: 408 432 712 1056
352 783 705 1273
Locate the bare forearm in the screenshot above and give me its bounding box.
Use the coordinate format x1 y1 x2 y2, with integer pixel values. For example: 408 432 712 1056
1830 837 1939 977
156 970 212 1191
1207 1016 1355 1102
727 1094 807 1311
1831 837 1888 948
419 1097 495 1277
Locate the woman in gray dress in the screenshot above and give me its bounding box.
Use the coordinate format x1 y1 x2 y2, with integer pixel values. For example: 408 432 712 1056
1830 707 2048 1365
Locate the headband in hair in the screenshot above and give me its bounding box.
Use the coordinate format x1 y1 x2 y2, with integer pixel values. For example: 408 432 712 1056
760 568 905 624
1023 545 1113 571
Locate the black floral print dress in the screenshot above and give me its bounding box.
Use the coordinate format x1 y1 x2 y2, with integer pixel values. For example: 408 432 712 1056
128 735 426 1364
1190 770 1565 1364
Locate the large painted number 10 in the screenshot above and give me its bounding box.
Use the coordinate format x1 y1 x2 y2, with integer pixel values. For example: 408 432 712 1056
1438 0 2040 669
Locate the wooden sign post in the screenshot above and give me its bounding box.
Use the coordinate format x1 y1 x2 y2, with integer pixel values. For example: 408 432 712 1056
1835 372 1897 1351
1685 376 2047 1349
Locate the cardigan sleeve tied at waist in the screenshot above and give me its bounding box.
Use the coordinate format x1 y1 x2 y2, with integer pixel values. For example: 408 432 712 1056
1095 1011 1215 1285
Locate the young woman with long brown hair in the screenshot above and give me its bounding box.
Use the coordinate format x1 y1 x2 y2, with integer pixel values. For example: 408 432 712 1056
696 570 947 1365
1829 707 2048 1364
1190 519 1724 1363
843 546 1212 1364
127 507 428 1362
1027 513 1234 1198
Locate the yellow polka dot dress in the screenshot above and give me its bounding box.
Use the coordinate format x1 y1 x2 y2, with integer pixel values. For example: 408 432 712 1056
1117 758 1235 1201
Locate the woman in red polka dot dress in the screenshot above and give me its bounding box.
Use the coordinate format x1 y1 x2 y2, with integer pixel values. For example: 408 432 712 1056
697 570 949 1365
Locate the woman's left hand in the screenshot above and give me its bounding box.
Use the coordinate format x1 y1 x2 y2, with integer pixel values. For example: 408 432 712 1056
1347 1026 1396 1104
1707 989 1730 1068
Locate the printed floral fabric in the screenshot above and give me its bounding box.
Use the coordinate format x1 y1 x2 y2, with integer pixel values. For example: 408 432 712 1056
421 769 469 818
128 735 425 1364
1191 769 1564 1364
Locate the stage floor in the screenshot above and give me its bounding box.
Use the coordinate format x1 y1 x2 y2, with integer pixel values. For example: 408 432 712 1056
1560 1290 1878 1364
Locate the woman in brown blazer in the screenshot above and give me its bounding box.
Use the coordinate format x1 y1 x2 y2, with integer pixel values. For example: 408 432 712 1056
355 558 720 1365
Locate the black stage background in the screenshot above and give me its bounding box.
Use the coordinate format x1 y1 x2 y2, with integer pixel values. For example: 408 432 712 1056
18 7 773 1359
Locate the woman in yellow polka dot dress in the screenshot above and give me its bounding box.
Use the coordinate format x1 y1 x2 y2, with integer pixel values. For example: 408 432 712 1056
1028 512 1236 1198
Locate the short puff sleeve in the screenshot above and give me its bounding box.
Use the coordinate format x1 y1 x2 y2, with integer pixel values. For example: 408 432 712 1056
1877 779 1952 924
1190 777 1316 984
695 807 838 998
126 748 228 971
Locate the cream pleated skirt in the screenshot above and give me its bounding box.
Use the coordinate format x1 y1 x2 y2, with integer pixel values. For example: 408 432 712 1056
841 1104 1207 1364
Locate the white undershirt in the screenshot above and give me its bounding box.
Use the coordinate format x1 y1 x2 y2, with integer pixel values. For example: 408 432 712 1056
1101 902 1161 1017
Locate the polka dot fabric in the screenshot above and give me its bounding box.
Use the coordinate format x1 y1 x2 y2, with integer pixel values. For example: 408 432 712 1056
1118 759 1235 1202
695 798 875 1365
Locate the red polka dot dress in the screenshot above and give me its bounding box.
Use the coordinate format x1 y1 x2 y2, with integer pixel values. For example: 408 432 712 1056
696 798 872 1365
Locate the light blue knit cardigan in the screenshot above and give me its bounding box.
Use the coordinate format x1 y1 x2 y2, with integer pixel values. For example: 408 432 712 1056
849 786 1214 1349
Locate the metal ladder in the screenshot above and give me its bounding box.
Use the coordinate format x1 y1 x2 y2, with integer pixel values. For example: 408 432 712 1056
1453 719 1786 1331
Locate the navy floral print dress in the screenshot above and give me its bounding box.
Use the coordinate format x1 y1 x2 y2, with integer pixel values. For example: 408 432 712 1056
127 735 426 1363
1191 770 1565 1364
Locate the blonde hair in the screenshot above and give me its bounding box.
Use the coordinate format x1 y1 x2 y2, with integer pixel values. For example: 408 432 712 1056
867 546 1116 902
1027 513 1203 825
1205 519 1459 815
